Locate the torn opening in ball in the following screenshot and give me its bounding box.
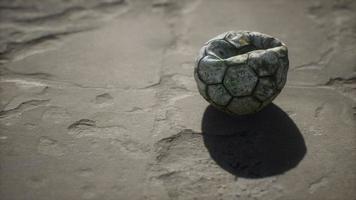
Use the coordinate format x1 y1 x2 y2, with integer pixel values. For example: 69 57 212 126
194 31 289 115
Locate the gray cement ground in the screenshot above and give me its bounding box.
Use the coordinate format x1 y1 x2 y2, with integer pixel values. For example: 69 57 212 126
0 0 355 199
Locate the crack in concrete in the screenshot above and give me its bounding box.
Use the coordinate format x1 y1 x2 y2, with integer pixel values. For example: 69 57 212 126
324 75 356 86
0 99 50 118
309 176 329 194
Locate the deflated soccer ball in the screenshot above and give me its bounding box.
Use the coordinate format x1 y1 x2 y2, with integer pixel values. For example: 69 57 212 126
194 31 289 115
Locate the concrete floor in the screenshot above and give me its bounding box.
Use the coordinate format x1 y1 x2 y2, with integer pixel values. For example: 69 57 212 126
0 0 355 199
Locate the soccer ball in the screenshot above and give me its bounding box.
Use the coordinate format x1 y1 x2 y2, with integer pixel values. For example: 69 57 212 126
194 31 289 115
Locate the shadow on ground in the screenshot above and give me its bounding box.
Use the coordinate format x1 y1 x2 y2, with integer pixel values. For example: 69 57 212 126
202 104 307 178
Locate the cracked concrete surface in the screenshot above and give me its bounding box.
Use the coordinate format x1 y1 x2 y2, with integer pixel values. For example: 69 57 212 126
0 0 355 199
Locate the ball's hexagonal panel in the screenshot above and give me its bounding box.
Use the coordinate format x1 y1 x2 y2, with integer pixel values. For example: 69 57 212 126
254 77 277 101
247 50 263 72
195 45 206 66
207 84 232 106
205 39 238 59
275 58 289 90
271 46 288 58
227 97 261 115
194 70 208 100
224 54 249 66
279 55 289 70
223 65 258 96
248 49 280 76
261 91 279 108
198 55 227 84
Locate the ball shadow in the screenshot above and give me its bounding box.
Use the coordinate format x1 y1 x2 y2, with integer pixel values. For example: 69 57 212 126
202 104 307 178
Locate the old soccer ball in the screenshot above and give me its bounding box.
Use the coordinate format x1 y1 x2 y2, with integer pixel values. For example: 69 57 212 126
194 31 289 115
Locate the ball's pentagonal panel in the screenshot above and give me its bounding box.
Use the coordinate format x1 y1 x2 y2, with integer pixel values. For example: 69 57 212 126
227 97 261 115
207 84 232 106
248 49 279 77
194 31 289 115
254 77 277 101
223 65 258 96
198 55 227 84
194 69 208 100
205 39 238 59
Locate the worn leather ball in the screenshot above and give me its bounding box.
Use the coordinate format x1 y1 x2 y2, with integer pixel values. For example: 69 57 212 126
194 31 289 115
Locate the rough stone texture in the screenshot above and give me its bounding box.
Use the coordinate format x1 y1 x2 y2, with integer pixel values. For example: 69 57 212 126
0 0 356 200
194 31 289 115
